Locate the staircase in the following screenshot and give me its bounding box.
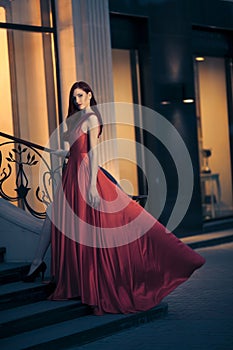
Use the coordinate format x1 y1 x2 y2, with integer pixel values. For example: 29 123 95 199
0 248 168 350
1 195 233 349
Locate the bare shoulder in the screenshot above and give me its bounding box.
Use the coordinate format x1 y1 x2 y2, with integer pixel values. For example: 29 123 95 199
81 114 99 133
87 114 99 127
86 114 99 131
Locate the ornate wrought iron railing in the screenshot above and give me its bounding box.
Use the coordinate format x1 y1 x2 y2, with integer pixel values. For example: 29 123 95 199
0 131 148 219
0 131 63 219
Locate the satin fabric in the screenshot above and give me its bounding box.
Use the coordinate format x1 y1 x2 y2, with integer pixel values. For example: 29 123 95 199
49 113 205 315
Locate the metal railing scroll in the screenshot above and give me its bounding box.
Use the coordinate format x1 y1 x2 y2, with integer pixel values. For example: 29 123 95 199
0 131 62 219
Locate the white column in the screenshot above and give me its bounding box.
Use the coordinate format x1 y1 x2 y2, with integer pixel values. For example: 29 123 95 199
72 0 118 178
72 0 114 103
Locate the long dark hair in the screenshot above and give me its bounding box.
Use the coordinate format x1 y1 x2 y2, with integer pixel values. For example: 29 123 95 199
66 81 103 137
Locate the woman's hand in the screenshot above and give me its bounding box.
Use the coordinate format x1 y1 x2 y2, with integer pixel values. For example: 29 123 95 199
88 185 100 208
51 149 69 157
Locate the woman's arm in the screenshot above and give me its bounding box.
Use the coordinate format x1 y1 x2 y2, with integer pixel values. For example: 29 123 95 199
87 114 100 208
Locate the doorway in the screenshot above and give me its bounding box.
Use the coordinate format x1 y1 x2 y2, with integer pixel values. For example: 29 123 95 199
112 49 141 196
194 55 233 220
110 14 149 198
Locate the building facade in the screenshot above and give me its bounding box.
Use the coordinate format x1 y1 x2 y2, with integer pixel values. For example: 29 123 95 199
0 0 233 237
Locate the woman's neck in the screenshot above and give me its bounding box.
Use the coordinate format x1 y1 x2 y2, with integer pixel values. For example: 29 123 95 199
84 107 93 114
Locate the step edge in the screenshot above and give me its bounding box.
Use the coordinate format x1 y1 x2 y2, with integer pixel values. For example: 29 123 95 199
0 303 168 350
0 282 48 297
0 300 83 324
188 234 233 249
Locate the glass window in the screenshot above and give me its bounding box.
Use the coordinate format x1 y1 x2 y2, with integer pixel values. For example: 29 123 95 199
0 27 58 145
0 0 52 27
0 7 13 135
0 2 57 214
195 56 233 220
112 49 139 196
55 0 76 116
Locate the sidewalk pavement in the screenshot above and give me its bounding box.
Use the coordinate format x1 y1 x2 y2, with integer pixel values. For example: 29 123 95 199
68 241 233 350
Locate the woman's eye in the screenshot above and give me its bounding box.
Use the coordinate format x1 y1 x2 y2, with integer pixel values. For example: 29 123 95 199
78 94 83 98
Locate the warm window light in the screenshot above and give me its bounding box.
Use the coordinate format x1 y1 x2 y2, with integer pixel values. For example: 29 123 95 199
183 98 194 103
0 6 6 22
195 57 205 62
161 100 171 105
160 83 195 104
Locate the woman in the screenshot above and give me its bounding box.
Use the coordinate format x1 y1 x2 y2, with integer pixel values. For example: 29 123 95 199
25 81 205 315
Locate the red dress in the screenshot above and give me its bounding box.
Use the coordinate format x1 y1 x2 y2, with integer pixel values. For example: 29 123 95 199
49 113 205 315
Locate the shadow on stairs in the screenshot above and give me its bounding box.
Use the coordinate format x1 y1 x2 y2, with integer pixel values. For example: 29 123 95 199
0 261 167 350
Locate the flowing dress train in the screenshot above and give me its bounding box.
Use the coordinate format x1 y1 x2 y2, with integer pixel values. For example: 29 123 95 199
49 113 205 315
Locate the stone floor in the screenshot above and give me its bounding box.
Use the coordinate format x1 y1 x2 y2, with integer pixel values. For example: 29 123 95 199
68 240 233 350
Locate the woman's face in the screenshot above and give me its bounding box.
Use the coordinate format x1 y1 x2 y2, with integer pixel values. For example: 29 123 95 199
73 88 92 110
